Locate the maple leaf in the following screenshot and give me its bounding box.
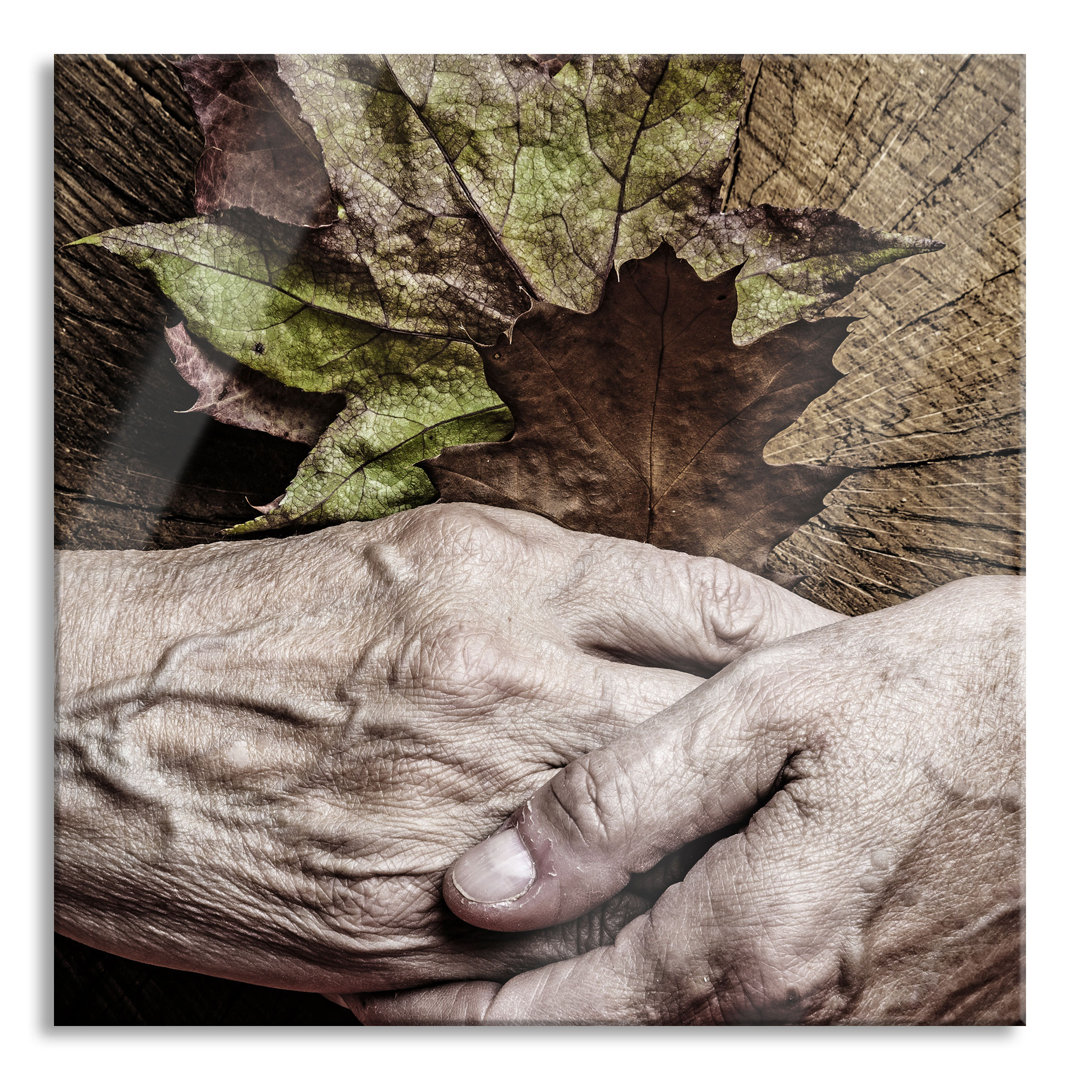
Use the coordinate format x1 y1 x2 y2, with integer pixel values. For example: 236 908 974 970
75 55 939 539
426 245 853 576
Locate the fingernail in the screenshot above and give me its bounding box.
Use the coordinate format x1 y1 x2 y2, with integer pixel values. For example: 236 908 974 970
451 828 535 903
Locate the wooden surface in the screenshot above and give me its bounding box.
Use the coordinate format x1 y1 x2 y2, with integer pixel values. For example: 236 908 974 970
54 54 1025 1024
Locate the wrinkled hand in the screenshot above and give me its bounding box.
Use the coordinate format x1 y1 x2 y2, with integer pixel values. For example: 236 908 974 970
54 503 837 993
349 575 1024 1023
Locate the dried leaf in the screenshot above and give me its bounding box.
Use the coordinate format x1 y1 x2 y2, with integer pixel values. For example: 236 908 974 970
165 321 342 445
274 54 535 343
384 54 744 312
427 245 852 575
676 205 943 344
231 394 513 533
174 55 337 228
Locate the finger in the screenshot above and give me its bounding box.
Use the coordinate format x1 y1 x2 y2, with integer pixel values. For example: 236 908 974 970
442 648 798 931
409 502 840 674
379 621 700 743
535 654 703 759
342 983 501 1025
555 533 843 676
351 801 866 1025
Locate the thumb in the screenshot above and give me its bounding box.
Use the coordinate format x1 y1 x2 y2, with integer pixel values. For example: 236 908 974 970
444 652 795 932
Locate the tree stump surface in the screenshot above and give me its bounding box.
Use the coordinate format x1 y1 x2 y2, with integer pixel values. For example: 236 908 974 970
53 53 1025 1024
729 55 1024 613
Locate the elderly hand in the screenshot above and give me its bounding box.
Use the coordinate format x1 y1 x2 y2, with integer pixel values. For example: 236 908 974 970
347 575 1024 1023
54 503 838 994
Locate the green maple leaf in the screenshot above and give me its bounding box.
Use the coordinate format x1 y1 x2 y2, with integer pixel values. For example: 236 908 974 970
75 54 938 533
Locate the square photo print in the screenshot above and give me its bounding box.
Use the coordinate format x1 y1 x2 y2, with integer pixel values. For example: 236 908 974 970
54 54 1024 1025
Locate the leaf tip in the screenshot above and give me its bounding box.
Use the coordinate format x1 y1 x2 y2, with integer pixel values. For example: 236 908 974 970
224 516 267 537
65 233 103 249
879 230 945 257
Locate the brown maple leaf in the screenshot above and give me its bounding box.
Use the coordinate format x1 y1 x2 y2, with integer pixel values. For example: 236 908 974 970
425 245 851 577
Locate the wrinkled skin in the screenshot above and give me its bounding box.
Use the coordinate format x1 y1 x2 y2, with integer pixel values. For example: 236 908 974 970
54 503 836 994
348 576 1024 1024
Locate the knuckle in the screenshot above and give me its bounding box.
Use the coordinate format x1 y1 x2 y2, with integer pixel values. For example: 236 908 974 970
933 574 1025 636
936 572 1023 602
411 502 513 548
436 506 510 557
691 558 773 654
395 503 535 580
391 620 536 707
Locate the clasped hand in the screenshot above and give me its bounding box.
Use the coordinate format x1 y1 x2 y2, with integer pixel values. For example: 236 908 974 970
55 503 1023 1021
